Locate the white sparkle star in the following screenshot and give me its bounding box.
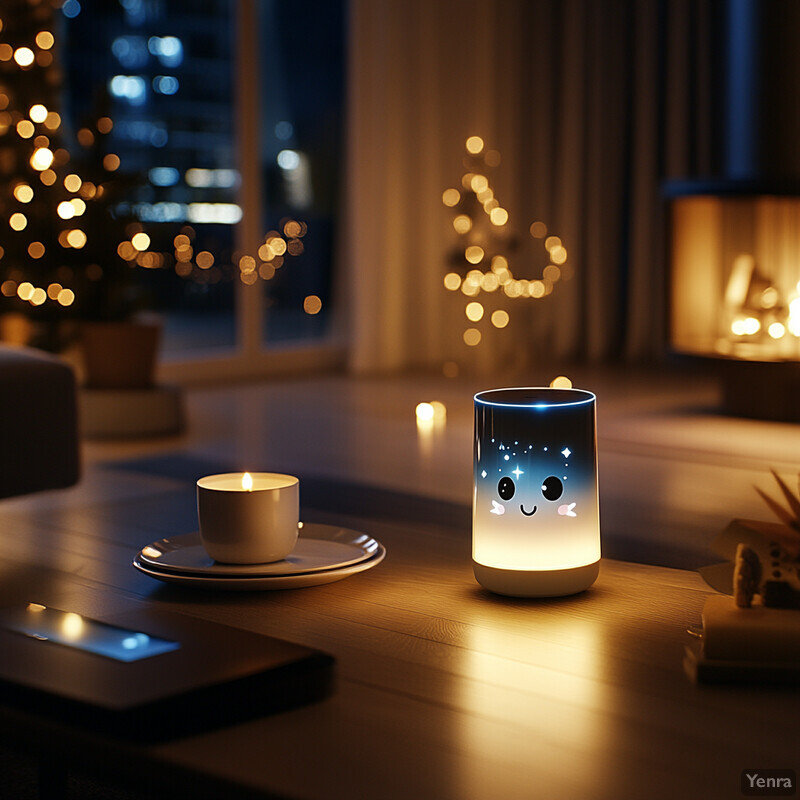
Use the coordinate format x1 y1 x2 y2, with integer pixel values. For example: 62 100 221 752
481 470 487 478
512 465 524 479
561 447 571 458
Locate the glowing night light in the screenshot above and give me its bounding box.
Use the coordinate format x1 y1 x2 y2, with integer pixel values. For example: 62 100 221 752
473 387 600 597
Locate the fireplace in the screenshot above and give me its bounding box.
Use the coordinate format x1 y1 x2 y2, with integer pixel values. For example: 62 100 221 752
667 180 800 421
663 0 800 422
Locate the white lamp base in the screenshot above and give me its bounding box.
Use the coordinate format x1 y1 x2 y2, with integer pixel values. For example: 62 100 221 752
472 559 600 598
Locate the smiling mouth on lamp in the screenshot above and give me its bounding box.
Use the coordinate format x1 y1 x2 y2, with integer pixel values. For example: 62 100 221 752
520 505 537 516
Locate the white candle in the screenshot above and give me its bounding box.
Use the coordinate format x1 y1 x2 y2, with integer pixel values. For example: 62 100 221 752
196 472 299 564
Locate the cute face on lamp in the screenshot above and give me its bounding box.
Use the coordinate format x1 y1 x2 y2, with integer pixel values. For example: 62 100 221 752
472 388 601 597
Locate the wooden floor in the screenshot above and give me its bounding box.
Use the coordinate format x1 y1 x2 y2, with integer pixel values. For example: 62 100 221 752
82 363 800 570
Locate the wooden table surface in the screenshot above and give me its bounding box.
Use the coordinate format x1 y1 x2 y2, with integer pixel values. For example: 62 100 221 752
0 464 797 800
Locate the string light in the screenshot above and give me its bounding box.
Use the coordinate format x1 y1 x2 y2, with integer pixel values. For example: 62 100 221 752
9 213 27 231
0 24 316 319
30 147 54 170
65 229 87 248
13 47 35 67
14 184 34 203
35 31 55 50
466 136 484 154
441 138 570 350
29 104 47 123
303 295 322 314
131 232 150 251
63 174 81 192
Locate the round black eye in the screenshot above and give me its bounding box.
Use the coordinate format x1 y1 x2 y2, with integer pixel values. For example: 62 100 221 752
541 476 563 501
497 477 515 500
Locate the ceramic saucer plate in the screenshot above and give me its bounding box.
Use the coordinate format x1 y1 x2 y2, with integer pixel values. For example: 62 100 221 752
133 544 386 591
137 523 379 577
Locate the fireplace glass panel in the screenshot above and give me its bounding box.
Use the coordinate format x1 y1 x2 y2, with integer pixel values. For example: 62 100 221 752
670 195 800 362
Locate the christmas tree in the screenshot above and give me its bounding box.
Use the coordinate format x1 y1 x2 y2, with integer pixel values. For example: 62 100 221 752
0 0 142 351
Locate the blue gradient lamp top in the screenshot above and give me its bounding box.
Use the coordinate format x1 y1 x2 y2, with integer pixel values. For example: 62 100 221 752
473 388 600 575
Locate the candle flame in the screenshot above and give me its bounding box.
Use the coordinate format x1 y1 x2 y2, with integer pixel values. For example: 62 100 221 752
242 472 253 491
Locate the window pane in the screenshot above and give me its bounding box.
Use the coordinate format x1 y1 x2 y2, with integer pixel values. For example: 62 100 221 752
63 0 241 351
62 0 239 355
0 0 343 357
257 0 344 344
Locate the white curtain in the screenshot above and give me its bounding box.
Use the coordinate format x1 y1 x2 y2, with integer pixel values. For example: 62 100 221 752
344 0 711 374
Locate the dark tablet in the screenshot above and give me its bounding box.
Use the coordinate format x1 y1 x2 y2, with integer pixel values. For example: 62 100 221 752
0 603 334 741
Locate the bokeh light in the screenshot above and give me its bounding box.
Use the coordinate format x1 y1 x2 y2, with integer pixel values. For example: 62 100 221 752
13 47 35 67
30 147 54 170
442 188 460 207
443 272 461 291
13 184 34 203
131 232 151 251
465 301 484 322
29 104 48 123
303 295 323 314
9 212 27 231
466 135 484 154
491 309 510 328
463 328 482 346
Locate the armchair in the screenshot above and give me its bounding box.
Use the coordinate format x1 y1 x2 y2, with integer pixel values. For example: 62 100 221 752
0 345 80 499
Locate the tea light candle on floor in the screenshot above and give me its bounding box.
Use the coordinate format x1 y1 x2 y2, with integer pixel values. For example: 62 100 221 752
196 472 299 564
